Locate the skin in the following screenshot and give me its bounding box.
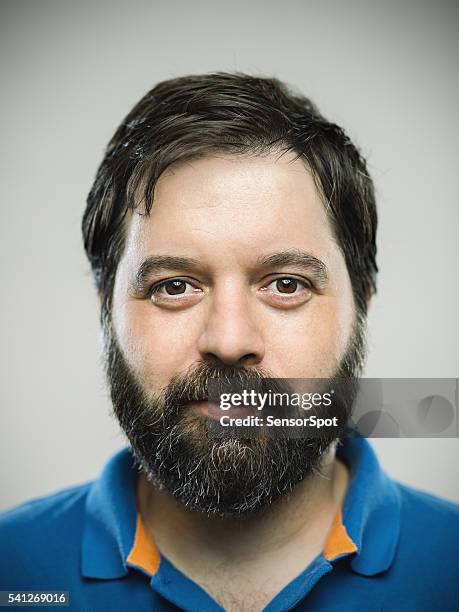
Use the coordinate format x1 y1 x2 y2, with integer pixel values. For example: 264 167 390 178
111 152 357 610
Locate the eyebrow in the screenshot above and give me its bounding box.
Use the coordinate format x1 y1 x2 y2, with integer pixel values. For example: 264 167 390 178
131 249 329 294
131 255 202 293
257 250 329 286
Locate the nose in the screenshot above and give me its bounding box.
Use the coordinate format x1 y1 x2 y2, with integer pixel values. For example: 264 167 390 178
197 287 265 367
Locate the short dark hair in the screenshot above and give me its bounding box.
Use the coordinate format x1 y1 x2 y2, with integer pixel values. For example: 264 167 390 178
82 72 377 320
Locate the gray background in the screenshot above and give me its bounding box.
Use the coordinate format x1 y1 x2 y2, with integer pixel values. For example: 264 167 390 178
0 0 457 512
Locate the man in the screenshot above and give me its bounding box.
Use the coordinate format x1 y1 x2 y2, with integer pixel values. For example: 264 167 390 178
1 73 458 611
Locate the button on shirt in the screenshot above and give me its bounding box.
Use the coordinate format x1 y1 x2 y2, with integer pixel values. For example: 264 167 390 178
1 436 459 611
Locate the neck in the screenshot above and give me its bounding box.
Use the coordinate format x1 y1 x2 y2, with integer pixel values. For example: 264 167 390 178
136 442 349 567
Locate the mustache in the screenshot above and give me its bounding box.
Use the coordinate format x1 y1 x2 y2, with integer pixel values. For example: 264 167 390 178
161 361 289 408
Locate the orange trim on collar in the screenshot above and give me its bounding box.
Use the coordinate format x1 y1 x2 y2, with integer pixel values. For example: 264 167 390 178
323 509 357 561
127 506 356 575
126 513 160 576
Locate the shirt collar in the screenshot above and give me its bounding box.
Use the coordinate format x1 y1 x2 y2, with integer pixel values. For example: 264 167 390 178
81 436 401 580
336 435 401 575
81 447 138 579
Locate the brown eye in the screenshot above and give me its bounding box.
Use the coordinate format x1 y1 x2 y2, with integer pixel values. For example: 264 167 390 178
149 278 204 308
163 280 187 295
275 278 298 294
260 276 312 308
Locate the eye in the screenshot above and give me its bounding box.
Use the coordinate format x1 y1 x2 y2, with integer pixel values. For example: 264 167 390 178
149 278 202 305
272 278 300 294
260 276 313 307
158 280 188 295
268 277 311 295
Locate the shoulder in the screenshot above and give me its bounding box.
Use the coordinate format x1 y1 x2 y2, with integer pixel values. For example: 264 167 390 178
0 482 92 588
393 481 459 588
396 480 459 534
0 481 91 532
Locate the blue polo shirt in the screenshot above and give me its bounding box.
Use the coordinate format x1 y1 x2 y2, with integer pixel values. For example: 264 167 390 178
1 436 459 611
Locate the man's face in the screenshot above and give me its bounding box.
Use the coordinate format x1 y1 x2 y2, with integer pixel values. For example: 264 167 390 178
107 152 362 515
113 153 355 385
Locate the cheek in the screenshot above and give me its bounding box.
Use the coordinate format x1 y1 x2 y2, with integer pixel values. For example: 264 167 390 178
265 295 355 378
112 300 199 391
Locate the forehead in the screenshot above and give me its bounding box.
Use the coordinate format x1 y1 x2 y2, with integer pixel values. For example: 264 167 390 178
122 153 339 269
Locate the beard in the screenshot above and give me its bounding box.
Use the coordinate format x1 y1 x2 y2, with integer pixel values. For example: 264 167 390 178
103 312 367 517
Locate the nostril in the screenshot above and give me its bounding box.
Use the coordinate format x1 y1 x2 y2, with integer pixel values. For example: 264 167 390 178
240 353 261 367
204 352 259 368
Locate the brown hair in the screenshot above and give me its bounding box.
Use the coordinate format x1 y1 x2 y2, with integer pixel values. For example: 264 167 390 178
83 72 377 320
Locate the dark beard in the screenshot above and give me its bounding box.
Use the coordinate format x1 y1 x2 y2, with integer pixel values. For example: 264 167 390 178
104 312 366 517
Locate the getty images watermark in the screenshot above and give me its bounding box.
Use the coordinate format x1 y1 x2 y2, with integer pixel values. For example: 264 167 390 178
206 379 459 439
218 388 338 430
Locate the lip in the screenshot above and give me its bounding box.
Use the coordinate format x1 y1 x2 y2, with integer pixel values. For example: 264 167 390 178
188 400 256 421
